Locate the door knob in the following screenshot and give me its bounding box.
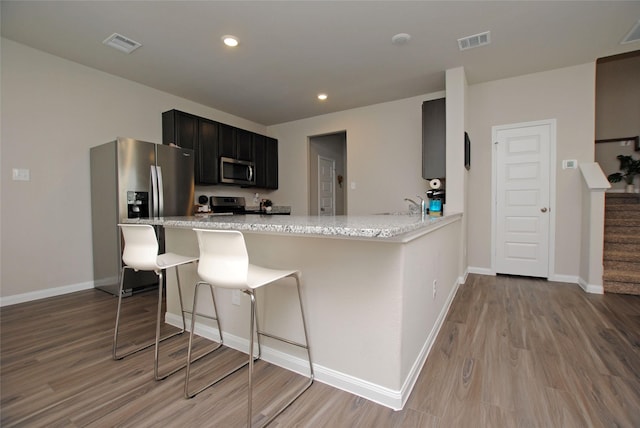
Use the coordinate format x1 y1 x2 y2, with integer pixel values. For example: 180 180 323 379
540 207 548 213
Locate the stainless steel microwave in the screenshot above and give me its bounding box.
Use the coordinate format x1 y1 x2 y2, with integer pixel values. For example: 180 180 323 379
220 157 255 186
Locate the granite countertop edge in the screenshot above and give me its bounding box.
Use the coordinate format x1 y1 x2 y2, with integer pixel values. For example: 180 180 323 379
124 212 463 241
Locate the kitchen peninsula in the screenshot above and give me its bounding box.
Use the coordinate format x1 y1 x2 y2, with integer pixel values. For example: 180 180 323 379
126 212 463 409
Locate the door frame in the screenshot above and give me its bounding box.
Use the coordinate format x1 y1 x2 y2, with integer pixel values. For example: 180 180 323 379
491 119 557 277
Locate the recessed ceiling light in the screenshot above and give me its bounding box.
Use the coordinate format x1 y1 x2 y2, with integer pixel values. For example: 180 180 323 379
222 35 239 47
317 93 328 101
391 33 411 46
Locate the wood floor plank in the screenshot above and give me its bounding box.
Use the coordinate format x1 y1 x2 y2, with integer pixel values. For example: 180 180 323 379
2 275 640 427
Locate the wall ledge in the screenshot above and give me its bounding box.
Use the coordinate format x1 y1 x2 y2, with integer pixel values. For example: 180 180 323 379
580 162 611 190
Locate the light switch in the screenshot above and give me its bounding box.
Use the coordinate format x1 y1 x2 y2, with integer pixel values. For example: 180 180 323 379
350 181 356 190
562 160 577 170
12 168 30 181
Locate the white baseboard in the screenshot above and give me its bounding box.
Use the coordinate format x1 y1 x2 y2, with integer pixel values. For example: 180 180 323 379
166 277 461 411
578 277 604 294
397 277 460 409
458 269 469 285
548 273 579 284
0 281 95 307
467 266 495 276
466 269 603 294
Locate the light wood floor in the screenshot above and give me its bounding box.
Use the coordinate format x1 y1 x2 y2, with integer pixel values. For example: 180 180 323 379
2 274 639 427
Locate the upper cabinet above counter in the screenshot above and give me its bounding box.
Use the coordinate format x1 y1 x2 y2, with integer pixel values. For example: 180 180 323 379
162 109 278 189
422 98 446 180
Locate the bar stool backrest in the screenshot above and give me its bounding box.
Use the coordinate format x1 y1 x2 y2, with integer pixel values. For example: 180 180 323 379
194 229 249 289
119 224 160 272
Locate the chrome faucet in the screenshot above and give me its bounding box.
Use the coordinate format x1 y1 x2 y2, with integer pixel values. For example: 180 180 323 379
404 197 420 209
405 197 427 215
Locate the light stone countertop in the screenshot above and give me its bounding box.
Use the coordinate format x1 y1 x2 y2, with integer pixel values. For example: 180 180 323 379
124 212 462 242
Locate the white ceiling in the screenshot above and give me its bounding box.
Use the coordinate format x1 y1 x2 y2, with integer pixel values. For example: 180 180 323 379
2 1 639 125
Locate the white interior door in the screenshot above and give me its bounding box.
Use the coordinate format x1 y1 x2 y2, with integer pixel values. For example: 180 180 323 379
494 121 554 278
318 156 335 216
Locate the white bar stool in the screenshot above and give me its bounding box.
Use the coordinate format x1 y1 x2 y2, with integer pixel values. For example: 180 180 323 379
113 224 222 381
185 229 314 427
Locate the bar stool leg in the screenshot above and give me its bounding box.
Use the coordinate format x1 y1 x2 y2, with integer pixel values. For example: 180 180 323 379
247 290 256 427
112 265 130 360
154 270 165 380
155 265 191 381
184 282 243 398
295 274 314 380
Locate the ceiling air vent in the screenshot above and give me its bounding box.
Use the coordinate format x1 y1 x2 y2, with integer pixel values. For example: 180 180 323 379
102 33 142 54
621 19 640 44
457 31 491 51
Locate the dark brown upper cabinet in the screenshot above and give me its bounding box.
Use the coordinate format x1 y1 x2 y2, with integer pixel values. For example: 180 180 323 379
253 134 278 189
162 109 219 185
219 125 254 162
162 109 277 189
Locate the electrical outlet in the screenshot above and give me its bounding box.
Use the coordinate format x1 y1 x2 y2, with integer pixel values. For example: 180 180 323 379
232 290 241 306
432 280 437 299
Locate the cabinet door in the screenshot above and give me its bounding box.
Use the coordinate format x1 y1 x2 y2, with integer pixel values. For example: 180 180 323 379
198 119 219 184
163 110 201 183
163 110 197 151
253 135 278 189
236 128 254 161
264 137 278 189
218 124 236 158
422 98 446 179
253 134 267 187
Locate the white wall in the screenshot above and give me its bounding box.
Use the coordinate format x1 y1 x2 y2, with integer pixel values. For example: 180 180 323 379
268 92 445 215
0 39 266 300
466 63 596 278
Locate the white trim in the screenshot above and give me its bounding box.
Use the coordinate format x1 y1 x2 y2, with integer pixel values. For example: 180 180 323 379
548 273 579 284
397 278 460 409
467 266 496 276
166 277 461 411
491 119 557 279
0 281 95 307
578 277 604 295
458 269 469 285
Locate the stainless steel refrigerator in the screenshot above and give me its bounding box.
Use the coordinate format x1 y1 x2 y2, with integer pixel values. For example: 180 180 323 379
90 137 194 296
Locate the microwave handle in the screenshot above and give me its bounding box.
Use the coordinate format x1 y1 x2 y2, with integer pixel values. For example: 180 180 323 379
247 165 254 182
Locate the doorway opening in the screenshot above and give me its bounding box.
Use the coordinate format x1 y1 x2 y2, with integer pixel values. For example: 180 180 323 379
309 132 347 215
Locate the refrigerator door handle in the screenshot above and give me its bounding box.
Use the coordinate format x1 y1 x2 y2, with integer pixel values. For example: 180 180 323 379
156 166 164 216
151 165 159 217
